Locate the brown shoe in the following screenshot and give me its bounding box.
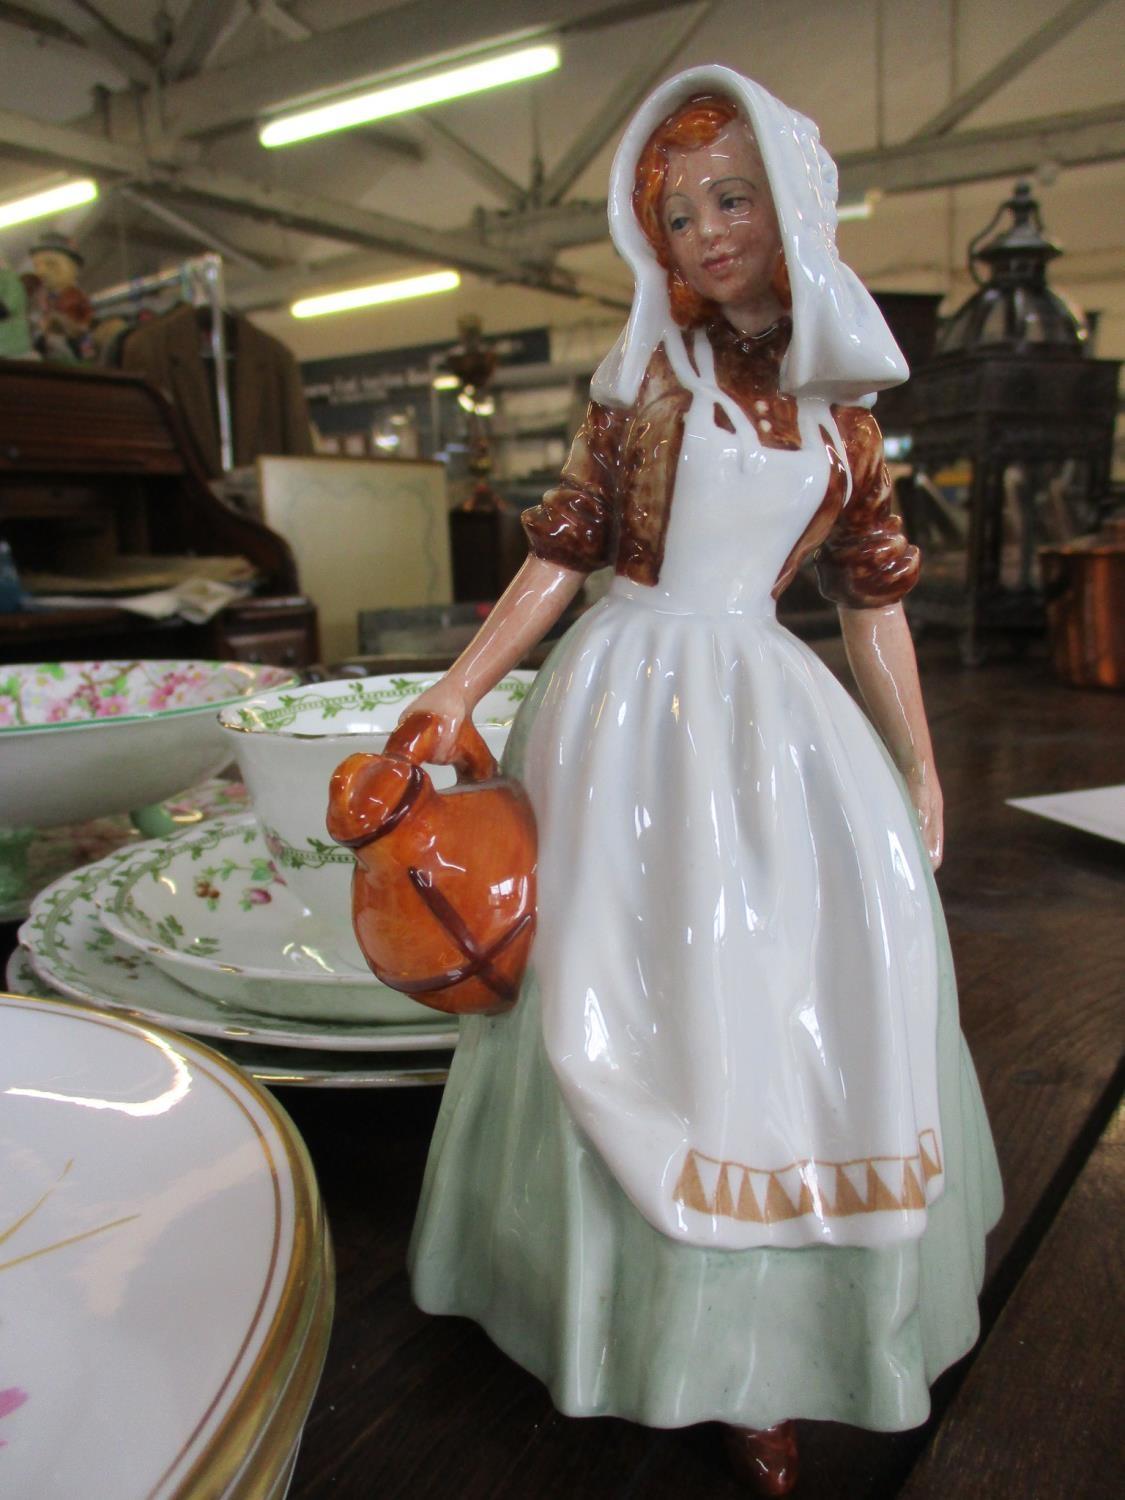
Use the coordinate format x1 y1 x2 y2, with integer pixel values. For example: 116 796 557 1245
723 1419 799 1495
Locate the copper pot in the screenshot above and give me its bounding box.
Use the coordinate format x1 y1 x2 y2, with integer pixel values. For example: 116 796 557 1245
1040 518 1125 690
326 711 536 1016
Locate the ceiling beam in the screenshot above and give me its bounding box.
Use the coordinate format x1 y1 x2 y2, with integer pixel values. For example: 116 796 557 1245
0 1 151 80
415 114 527 209
0 102 585 293
911 0 1113 140
477 198 609 254
5 97 1124 218
354 126 427 165
66 0 158 86
0 14 99 85
225 249 400 310
540 0 716 205
152 164 583 293
199 0 250 71
840 101 1125 196
249 0 311 45
143 0 698 141
0 2 84 47
0 105 173 174
162 0 244 82
223 246 628 315
118 187 265 270
5 97 1123 311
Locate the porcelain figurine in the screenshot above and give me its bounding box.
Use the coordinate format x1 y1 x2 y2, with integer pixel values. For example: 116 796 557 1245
22 231 94 362
385 66 1001 1493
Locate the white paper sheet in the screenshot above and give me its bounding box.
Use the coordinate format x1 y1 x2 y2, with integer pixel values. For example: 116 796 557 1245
1007 784 1125 845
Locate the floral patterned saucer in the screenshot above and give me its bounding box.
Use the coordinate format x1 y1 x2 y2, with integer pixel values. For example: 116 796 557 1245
98 814 433 1023
0 778 249 923
17 845 459 1054
4 949 453 1090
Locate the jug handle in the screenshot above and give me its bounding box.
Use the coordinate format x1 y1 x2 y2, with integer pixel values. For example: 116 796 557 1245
386 711 498 784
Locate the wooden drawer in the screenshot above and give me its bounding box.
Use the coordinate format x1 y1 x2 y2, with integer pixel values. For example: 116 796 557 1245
213 598 320 668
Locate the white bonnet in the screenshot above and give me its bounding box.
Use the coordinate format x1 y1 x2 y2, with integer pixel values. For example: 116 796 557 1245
591 65 907 410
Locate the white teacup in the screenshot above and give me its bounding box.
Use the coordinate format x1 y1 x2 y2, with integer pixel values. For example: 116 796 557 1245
218 672 534 969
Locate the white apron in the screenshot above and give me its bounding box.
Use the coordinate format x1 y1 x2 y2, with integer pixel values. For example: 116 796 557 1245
521 330 943 1251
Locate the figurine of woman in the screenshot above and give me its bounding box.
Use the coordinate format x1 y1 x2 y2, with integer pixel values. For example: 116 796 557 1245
404 66 1001 1493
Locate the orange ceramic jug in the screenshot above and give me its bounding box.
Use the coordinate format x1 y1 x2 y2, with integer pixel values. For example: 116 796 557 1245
326 711 536 1016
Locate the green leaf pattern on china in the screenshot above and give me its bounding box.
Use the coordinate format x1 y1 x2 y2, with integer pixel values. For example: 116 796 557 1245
111 820 288 948
262 829 350 870
236 675 526 732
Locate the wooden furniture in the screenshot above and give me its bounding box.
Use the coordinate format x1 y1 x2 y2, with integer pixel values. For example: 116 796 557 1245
0 359 319 665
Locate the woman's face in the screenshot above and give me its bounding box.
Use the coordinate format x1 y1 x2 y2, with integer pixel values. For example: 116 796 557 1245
661 121 782 327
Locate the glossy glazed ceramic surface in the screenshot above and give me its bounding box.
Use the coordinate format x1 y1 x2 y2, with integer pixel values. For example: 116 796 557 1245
521 334 940 1250
0 778 249 923
0 992 333 1498
18 846 459 1052
219 671 533 965
405 63 999 1441
99 814 433 1023
328 713 537 1016
4 950 453 1090
593 64 906 412
0 660 295 829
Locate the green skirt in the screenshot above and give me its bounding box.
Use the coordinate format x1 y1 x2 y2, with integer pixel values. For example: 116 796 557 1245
408 689 1002 1433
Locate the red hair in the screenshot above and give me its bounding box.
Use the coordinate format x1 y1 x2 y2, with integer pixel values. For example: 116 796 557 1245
632 92 790 328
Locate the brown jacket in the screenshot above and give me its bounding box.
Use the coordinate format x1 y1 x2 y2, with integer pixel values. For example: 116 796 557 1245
523 318 918 610
122 304 313 478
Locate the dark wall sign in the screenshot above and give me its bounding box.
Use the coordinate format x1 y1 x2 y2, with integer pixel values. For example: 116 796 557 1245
301 328 551 444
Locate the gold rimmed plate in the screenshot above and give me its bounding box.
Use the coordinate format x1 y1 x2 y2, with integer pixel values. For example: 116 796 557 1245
5 948 453 1089
0 991 333 1498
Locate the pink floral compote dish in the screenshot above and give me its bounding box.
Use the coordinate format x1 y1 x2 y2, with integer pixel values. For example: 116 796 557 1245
0 660 295 908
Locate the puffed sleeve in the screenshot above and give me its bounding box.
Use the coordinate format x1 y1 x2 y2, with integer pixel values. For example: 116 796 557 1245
521 400 627 573
815 406 920 608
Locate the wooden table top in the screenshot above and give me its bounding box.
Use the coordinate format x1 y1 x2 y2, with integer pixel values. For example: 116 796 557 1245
4 634 1122 1497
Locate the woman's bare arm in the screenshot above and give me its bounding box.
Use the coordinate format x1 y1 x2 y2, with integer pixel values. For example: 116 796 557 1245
401 555 586 756
837 602 944 869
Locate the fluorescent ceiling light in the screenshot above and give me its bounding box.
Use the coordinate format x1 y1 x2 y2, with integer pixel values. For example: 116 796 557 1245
0 179 98 230
432 373 460 390
291 269 461 318
837 196 876 223
260 43 560 147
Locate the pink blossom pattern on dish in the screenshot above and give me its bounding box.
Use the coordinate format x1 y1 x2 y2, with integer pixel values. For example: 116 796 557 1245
0 1386 28 1447
0 662 294 730
146 666 213 711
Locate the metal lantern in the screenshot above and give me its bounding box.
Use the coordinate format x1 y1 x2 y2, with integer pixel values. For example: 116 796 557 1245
904 182 1119 664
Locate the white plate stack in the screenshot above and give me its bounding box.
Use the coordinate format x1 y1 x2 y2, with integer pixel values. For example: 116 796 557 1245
0 993 333 1499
